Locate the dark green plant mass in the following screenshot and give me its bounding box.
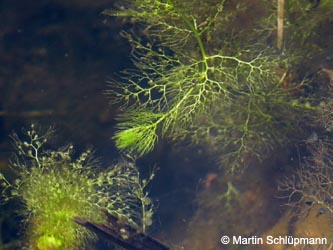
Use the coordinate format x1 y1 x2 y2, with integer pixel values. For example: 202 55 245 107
106 0 317 171
0 124 154 250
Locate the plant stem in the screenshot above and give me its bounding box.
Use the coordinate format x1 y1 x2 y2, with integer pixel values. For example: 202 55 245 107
277 0 284 49
168 0 207 71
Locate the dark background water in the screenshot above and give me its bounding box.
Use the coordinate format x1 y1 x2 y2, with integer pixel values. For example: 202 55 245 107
0 0 130 156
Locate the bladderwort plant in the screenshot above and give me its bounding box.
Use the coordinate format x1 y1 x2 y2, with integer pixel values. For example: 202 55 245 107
279 141 333 217
0 124 154 250
105 0 315 171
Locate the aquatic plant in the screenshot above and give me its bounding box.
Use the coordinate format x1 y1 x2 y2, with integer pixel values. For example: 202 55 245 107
279 141 333 213
105 0 315 171
286 0 333 45
0 124 154 250
276 0 333 76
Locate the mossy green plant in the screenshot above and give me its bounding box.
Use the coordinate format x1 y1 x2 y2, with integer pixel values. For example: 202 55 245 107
0 124 154 250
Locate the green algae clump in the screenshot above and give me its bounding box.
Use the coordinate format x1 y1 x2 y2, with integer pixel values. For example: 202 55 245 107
0 124 154 250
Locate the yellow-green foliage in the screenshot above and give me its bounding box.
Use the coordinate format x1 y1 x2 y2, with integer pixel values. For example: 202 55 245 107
0 124 154 250
114 110 163 155
106 0 315 171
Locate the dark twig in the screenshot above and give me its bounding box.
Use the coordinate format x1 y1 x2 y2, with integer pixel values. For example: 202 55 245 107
73 211 169 250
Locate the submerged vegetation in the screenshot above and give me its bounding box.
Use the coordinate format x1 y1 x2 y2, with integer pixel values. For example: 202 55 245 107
103 0 333 246
280 141 333 214
1 0 333 249
0 124 154 250
105 0 324 171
